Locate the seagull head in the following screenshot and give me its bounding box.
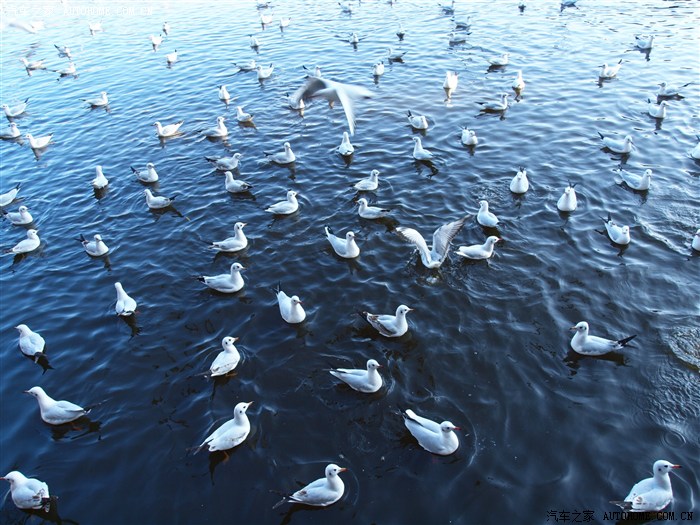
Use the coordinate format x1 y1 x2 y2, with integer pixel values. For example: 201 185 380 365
570 321 589 333
367 359 381 370
441 421 460 433
291 295 303 305
231 262 245 272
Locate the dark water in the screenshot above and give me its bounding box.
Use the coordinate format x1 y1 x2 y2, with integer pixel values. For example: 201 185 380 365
1 0 699 523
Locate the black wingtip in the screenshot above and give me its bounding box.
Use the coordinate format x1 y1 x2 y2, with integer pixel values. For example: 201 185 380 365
617 334 637 346
598 131 604 140
196 276 206 283
15 182 22 190
79 233 86 242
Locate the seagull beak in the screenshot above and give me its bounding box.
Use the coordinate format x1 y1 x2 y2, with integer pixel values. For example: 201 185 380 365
232 337 240 342
569 325 577 331
671 464 682 469
247 401 254 405
338 467 348 472
23 390 31 394
453 426 461 431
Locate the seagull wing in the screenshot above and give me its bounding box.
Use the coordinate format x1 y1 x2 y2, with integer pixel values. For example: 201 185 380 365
432 216 468 262
335 82 373 135
396 227 431 261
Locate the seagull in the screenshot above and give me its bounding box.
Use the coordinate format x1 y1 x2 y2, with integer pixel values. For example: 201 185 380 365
361 304 412 337
144 189 174 209
153 120 183 138
206 153 242 171
25 386 89 425
198 262 245 293
557 183 577 212
197 402 252 453
92 165 109 189
616 168 651 191
354 169 379 191
448 31 467 45
3 205 33 225
80 234 109 256
454 236 501 260
386 47 406 62
602 214 631 245
403 408 459 455
114 282 137 316
20 57 46 70
276 285 306 323
611 460 681 512
25 133 53 149
443 71 459 90
439 0 456 14
509 167 529 194
54 44 71 57
54 61 77 76
273 464 346 509
461 128 478 146
6 229 40 254
325 226 360 258
204 116 228 138
208 336 241 377
265 190 299 215
397 217 468 269
692 229 700 251
454 18 472 30
488 52 510 66
411 136 433 160
337 131 354 156
218 85 231 102
165 49 178 65
82 91 108 107
599 59 622 79
209 222 248 252
570 321 636 355
339 1 353 13
372 61 385 77
357 197 390 219
634 34 654 50
150 34 163 48
478 93 509 112
256 64 274 80
15 324 46 361
224 171 253 193
131 163 159 183
476 200 499 227
264 142 296 164
2 99 29 118
1 122 21 139
289 77 373 135
236 106 254 123
396 23 406 39
162 22 170 35
647 99 668 119
0 183 21 206
598 132 634 154
260 11 274 25
330 359 382 393
302 64 323 78
656 81 689 99
407 110 429 130
250 35 260 48
280 17 292 29
234 59 257 72
512 70 525 90
0 471 50 510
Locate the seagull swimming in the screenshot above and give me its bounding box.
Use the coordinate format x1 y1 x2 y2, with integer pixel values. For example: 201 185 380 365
165 49 178 65
209 222 248 252
0 183 21 206
197 401 252 453
403 409 460 455
114 282 137 316
25 386 89 425
454 236 501 260
557 183 577 212
411 136 433 160
7 229 40 254
82 91 108 107
54 44 71 57
372 61 385 77
602 214 631 245
302 64 323 78
1 471 50 510
198 262 245 293
234 59 257 72
218 85 231 102
397 216 468 268
92 165 109 189
224 171 253 193
488 52 510 66
162 22 170 35
443 71 458 90
616 168 651 191
131 163 159 183
512 70 525 90
206 153 242 171
25 133 53 149
204 116 228 138
357 197 390 219
153 120 183 138
598 132 634 154
448 31 467 45
569 321 636 356
144 189 174 209
656 81 688 99
250 35 260 48
236 106 254 123
150 34 163 48
478 93 509 112
599 59 622 79
208 336 241 377
692 229 700 251
264 142 296 164
265 190 299 215
361 304 412 337
337 131 354 156
256 63 274 80
0 122 21 139
461 127 478 146
611 460 681 512
647 99 668 119
3 205 33 225
276 285 306 323
273 464 346 509
477 200 499 227
386 47 406 62
407 110 429 130
2 99 29 118
15 324 45 361
330 359 382 393
354 169 379 191
325 226 360 258
20 57 46 71
634 34 654 50
80 234 109 256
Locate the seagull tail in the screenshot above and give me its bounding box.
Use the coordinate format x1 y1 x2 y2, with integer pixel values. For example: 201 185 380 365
617 334 637 347
609 500 632 511
597 131 604 140
130 166 139 175
272 495 290 510
196 276 206 283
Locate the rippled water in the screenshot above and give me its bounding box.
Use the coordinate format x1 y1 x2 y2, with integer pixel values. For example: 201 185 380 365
1 0 699 523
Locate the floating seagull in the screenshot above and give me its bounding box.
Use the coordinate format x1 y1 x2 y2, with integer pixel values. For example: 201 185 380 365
396 23 406 39
560 0 577 6
692 229 700 251
443 71 458 90
290 77 373 135
197 401 252 453
454 18 472 30
656 81 689 99
204 116 228 138
510 167 529 194
153 120 183 138
354 169 380 191
647 98 668 119
280 17 292 29
325 226 360 258
162 22 170 35
79 233 109 256
257 64 274 80
264 142 296 164
602 213 631 245
209 222 248 252
478 93 509 112
234 59 257 72
6 229 40 254
3 205 33 225
260 11 274 25
20 57 46 70
197 262 245 294
411 136 433 160
236 106 254 123
266 190 299 215
144 189 174 209
165 49 178 65
598 132 634 154
15 324 45 361
357 197 390 219
1 122 21 139
25 133 53 149
407 110 428 130
372 61 385 77
361 304 412 337
403 408 460 455
92 165 109 189
0 183 21 206
557 183 577 212
610 460 681 512
273 464 346 509
2 99 28 118
208 336 241 377
512 70 525 90
206 152 242 171
448 31 467 45
337 131 354 156
114 282 137 316
634 34 654 50
570 321 636 355
599 59 622 79
150 34 163 48
488 52 510 66
0 471 50 510
397 216 468 268
338 1 353 13
454 236 501 260
439 0 456 15
218 85 231 102
386 47 406 62
276 285 306 323
250 35 260 48
461 127 478 146
616 168 651 191
330 359 382 393
476 200 499 227
224 171 253 193
25 386 89 425
54 44 71 57
54 61 77 76
82 91 108 107
131 163 159 183
302 64 323 78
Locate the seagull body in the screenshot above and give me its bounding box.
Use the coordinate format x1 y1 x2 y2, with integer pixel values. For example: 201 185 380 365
276 286 306 324
208 337 241 377
15 324 45 360
338 131 354 156
407 110 429 130
512 70 525 90
280 17 291 28
557 183 577 212
198 401 252 452
635 34 654 50
25 133 53 149
372 61 385 77
570 321 636 355
131 163 159 183
92 165 109 189
250 35 260 48
218 85 231 102
692 230 700 251
235 60 257 72
396 23 406 39
449 31 467 45
599 132 634 154
54 62 77 76
599 59 622 79
150 34 163 48
274 464 346 508
0 183 21 206
265 190 298 215
325 226 360 258
443 71 459 90
440 0 456 14
357 198 389 219
198 262 245 293
488 53 510 66
204 116 228 138
461 128 478 146
206 153 242 171
455 236 500 260
153 120 183 138
162 22 170 35
397 216 467 268
209 222 248 252
412 136 433 160
20 57 46 70
387 47 406 62
303 64 323 78
2 100 29 117
1 122 21 139
83 91 108 107
362 304 412 337
264 142 295 164
114 282 137 316
257 64 274 80
144 189 174 209
165 49 178 64
260 11 274 25
80 233 109 256
290 76 373 135
3 205 33 225
25 386 88 425
617 168 651 191
85 22 100 36
224 171 253 193
1 471 50 510
354 169 379 191
477 200 499 227
403 409 459 455
611 460 681 512
647 99 668 119
479 93 509 112
657 81 686 98
8 229 40 254
330 359 382 393
236 106 254 123
510 167 529 194
54 44 71 57
602 214 631 245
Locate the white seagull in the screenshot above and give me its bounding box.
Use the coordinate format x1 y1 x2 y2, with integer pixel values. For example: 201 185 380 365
131 163 159 183
1 122 21 139
92 165 109 189
153 120 183 138
357 197 390 219
337 131 354 156
330 359 383 393
165 49 178 65
599 59 622 79
162 22 170 35
407 110 429 130
2 99 29 118
274 464 347 508
264 142 296 164
209 222 248 252
20 57 46 71
197 401 252 453
25 386 89 425
616 168 651 191
80 234 109 256
657 81 688 99
114 282 137 316
265 190 299 215
443 71 459 90
692 229 700 251
1 471 50 510
510 167 529 194
218 85 231 102
454 236 501 260
208 336 241 377
204 116 228 138
3 205 33 225
478 93 509 112
634 34 654 50
648 99 668 119
611 460 681 512
276 285 306 323
396 216 468 268
7 229 40 254
0 183 21 206
372 62 385 77
236 106 254 123
476 200 499 227
599 132 634 154
557 183 577 212
82 91 108 107
354 169 379 191
361 304 413 337
88 22 103 35
25 133 53 149
54 62 77 76
403 408 460 455
461 128 478 146
198 262 245 293
602 214 631 245
144 189 174 209
15 324 46 360
206 153 242 171
488 52 510 66
448 31 467 45
257 64 274 80
512 70 525 90
386 47 406 62
224 171 253 193
325 226 360 258
411 136 433 160
234 59 257 72
569 321 636 356
150 34 163 48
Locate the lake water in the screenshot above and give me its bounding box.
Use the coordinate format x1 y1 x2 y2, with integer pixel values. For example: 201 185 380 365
1 0 699 523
